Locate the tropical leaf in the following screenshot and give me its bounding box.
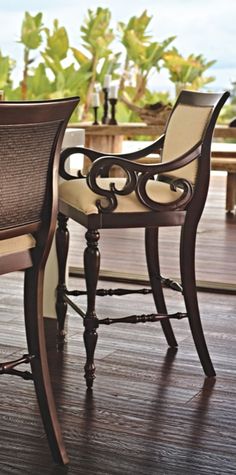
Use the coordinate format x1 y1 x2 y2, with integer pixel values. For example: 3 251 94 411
0 51 15 88
71 47 89 65
20 12 43 49
44 19 69 60
80 7 114 58
25 63 52 98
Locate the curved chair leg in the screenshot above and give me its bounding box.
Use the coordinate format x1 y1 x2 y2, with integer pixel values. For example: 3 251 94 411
180 220 215 377
24 266 69 465
56 212 69 340
145 227 178 348
83 229 100 389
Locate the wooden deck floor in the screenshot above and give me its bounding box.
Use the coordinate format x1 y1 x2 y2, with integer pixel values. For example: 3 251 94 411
0 273 236 474
0 172 236 474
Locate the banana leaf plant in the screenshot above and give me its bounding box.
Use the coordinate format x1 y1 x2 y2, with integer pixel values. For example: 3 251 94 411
0 8 219 122
0 50 15 94
71 7 120 118
164 47 216 96
19 12 44 99
118 11 175 103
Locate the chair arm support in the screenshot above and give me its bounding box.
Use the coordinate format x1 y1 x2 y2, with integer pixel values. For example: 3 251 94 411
59 146 102 180
59 135 165 180
87 142 201 213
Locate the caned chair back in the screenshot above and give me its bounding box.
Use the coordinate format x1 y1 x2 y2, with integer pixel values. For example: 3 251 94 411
0 98 79 241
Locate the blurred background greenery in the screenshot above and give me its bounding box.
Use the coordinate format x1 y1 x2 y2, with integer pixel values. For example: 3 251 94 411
0 8 234 123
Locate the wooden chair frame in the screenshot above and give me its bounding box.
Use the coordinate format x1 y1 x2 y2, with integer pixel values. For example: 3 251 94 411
56 90 229 389
0 97 79 464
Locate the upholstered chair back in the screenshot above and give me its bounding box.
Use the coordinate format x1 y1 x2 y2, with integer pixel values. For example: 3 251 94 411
162 103 213 183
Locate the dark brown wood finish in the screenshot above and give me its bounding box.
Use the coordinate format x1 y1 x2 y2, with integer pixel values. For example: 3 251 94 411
57 91 230 389
0 271 236 474
0 97 79 465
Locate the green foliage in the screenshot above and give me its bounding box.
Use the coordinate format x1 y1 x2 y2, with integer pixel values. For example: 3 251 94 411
119 11 175 103
0 50 15 89
44 20 69 61
164 48 216 95
71 7 118 117
25 63 52 99
119 11 174 74
0 7 220 121
81 8 114 58
20 12 43 49
18 12 45 99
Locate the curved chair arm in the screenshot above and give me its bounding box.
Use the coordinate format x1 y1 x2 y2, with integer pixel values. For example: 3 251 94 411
87 141 202 213
59 135 165 180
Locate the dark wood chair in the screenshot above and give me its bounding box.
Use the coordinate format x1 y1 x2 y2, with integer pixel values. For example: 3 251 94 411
56 90 229 389
0 97 79 464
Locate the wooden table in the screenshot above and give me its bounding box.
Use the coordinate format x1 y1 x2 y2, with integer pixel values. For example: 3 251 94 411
211 143 236 211
70 122 236 149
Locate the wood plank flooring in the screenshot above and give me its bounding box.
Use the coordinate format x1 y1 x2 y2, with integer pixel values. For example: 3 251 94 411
0 172 236 474
0 272 236 474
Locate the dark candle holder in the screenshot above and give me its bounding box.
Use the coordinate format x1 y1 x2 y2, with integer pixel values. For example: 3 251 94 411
108 98 118 125
92 106 99 125
101 88 109 124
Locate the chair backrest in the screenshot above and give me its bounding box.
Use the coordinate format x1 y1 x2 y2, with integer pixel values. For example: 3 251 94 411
0 98 79 241
161 90 229 183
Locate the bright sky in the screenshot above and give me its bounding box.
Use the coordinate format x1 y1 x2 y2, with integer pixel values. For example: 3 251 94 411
1 0 235 93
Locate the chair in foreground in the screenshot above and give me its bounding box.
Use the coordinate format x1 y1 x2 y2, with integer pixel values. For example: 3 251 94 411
57 90 229 389
0 97 79 463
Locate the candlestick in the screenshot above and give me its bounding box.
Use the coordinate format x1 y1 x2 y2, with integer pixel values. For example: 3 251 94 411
94 83 101 93
92 106 99 125
108 84 118 99
102 88 109 124
0 90 4 100
91 92 100 108
108 98 118 125
103 74 111 89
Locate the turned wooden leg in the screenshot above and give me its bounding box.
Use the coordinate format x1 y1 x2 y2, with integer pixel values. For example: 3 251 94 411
56 213 69 340
145 227 178 348
24 265 68 465
83 229 100 389
180 220 215 377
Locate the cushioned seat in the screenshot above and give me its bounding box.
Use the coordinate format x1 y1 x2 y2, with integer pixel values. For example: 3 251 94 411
0 234 36 256
59 177 183 215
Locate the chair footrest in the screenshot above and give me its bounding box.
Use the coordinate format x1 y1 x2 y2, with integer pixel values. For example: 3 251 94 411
99 312 187 325
0 353 35 380
66 287 152 297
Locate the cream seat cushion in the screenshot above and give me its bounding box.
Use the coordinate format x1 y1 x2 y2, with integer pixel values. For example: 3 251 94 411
59 177 183 215
0 234 36 256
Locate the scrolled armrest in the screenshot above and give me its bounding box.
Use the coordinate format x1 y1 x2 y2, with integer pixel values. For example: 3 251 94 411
60 146 103 180
59 135 165 180
87 141 201 213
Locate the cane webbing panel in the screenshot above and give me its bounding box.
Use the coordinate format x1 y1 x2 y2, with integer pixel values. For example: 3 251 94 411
0 121 61 231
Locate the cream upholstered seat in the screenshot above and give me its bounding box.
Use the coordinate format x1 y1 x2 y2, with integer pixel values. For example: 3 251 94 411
0 234 36 255
56 90 229 390
59 177 183 215
0 97 79 465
